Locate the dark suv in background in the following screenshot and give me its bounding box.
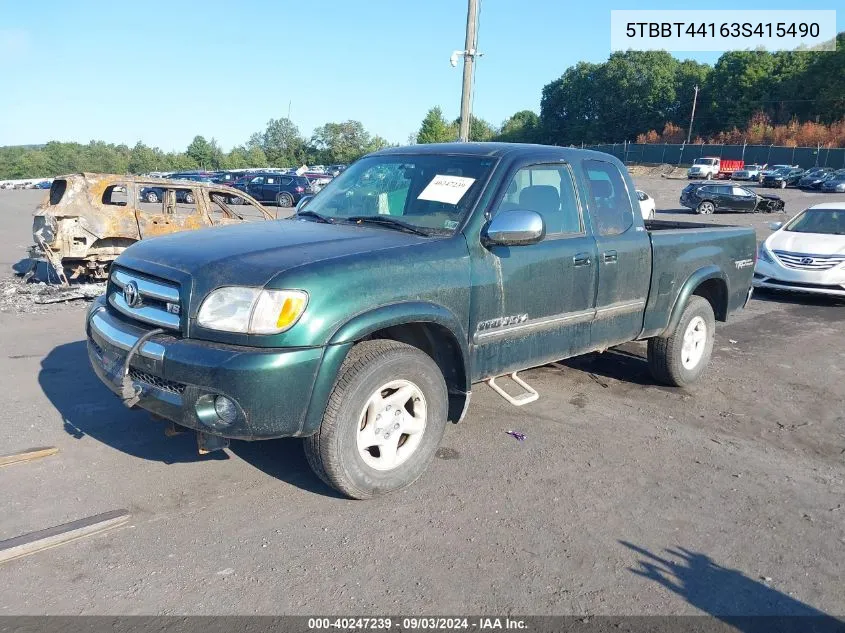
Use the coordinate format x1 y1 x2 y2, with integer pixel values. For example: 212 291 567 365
233 172 313 207
761 167 805 189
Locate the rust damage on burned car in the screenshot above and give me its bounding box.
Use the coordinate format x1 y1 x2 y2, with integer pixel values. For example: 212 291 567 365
30 173 276 282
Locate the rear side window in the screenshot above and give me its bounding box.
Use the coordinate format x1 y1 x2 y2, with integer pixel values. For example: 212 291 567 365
102 184 129 206
583 160 633 237
49 179 67 205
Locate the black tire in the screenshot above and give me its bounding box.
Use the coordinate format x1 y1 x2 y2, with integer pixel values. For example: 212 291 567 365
277 192 294 207
304 340 448 499
145 191 159 203
779 181 787 189
696 200 715 215
648 295 716 387
228 195 243 205
185 192 195 204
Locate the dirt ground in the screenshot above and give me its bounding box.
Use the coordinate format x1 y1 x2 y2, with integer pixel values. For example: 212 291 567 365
0 184 843 617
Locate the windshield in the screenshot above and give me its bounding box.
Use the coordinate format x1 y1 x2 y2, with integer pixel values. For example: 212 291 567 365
785 209 845 235
693 158 716 166
299 154 496 233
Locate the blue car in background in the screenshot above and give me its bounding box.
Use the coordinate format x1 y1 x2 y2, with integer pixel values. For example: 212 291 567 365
140 173 213 203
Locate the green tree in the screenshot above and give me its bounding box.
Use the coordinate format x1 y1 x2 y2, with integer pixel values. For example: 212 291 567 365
262 118 305 167
128 141 159 174
186 135 214 169
453 115 496 141
496 110 540 143
417 107 455 144
309 120 386 164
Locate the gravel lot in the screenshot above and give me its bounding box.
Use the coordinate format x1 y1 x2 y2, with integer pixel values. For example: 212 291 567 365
0 183 844 617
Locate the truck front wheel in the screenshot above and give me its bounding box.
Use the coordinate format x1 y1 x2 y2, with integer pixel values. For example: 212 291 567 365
647 296 715 387
304 340 448 499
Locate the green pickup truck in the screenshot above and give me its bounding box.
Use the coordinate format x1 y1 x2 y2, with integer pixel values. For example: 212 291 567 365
86 143 756 498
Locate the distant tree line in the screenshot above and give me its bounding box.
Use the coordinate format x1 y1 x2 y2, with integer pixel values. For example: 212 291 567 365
415 32 845 148
0 119 390 180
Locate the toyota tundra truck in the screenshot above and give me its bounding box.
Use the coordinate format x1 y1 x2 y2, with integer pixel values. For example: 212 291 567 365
86 143 756 498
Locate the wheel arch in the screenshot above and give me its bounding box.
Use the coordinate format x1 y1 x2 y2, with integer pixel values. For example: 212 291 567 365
300 303 471 436
664 266 729 336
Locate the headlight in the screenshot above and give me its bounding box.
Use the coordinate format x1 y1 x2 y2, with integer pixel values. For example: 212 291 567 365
758 243 774 264
197 287 308 334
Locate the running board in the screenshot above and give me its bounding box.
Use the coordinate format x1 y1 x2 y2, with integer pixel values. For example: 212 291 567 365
486 372 539 406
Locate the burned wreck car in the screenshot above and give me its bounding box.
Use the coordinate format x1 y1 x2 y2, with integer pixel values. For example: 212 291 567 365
30 173 276 280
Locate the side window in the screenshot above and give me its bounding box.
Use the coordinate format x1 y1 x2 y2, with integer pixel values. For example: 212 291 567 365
583 160 633 236
493 164 582 235
250 176 264 185
281 177 294 186
732 186 752 197
717 185 733 195
102 183 129 206
153 188 199 216
266 176 276 185
209 192 271 222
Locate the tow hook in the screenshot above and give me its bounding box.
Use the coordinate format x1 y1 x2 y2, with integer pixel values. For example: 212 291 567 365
197 431 230 455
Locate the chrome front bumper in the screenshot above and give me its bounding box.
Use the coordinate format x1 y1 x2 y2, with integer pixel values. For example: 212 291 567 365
88 303 165 361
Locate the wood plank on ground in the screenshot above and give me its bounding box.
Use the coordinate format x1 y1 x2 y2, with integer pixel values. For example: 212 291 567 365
0 510 130 563
0 446 58 467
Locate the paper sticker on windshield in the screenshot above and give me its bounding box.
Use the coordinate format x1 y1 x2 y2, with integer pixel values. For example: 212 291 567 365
417 175 476 205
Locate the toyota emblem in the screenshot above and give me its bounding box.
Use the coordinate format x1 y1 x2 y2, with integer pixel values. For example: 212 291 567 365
800 257 814 265
123 281 141 308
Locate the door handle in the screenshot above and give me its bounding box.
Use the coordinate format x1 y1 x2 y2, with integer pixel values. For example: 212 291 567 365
603 250 618 263
573 253 591 266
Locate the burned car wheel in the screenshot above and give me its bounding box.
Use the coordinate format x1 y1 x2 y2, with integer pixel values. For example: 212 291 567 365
145 191 159 203
304 340 448 499
696 201 715 215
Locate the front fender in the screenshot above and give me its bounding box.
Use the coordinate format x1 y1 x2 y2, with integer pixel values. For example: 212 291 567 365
329 301 469 351
298 302 470 436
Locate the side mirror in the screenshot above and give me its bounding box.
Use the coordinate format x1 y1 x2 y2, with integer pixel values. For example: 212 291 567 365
483 209 545 246
296 195 314 212
768 221 784 231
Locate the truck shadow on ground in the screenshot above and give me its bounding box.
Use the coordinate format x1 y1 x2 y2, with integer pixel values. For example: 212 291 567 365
620 541 843 632
39 340 341 498
557 347 661 388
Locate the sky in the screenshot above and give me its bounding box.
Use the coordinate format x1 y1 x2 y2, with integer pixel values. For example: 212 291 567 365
0 0 841 152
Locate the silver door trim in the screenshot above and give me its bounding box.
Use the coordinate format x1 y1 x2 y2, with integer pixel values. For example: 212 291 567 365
473 299 646 344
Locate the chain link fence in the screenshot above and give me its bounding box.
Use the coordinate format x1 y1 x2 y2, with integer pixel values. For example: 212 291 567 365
585 143 845 170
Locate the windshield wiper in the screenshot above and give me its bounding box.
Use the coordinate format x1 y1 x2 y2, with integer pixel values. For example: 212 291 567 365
295 209 333 223
344 215 431 236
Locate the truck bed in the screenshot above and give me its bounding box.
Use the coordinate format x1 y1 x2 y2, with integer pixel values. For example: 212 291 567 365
640 220 757 338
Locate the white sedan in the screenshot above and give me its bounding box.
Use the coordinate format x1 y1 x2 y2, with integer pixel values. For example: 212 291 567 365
637 190 655 220
754 202 845 297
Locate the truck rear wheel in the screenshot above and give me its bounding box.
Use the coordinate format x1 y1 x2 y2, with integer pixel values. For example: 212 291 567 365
304 340 448 499
648 296 715 387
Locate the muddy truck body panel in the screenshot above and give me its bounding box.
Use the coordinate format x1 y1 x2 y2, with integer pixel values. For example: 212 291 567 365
85 142 755 459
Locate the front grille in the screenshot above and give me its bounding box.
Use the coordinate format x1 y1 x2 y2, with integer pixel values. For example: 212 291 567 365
127 367 186 395
772 250 845 271
109 268 181 331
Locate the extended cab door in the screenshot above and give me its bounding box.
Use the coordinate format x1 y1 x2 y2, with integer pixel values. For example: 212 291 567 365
469 162 598 379
579 159 651 349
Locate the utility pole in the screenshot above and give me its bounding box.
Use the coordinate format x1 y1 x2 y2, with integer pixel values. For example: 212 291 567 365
458 0 479 142
686 85 699 144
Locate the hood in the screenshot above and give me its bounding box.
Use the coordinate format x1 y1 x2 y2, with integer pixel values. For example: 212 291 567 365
759 194 783 201
117 218 430 289
767 230 845 256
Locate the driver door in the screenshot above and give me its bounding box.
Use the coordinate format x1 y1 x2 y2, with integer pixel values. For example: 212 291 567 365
135 187 206 238
469 162 598 380
730 186 757 212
